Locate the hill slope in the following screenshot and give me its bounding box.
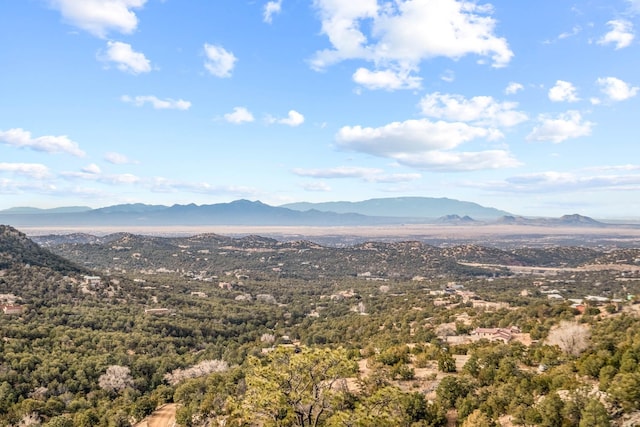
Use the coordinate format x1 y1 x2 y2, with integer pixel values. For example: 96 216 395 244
0 225 88 273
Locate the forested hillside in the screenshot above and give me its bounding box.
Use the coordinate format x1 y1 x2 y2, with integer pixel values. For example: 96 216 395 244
2 226 640 426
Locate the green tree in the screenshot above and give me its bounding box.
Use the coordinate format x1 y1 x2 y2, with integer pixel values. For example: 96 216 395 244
537 393 564 427
437 351 456 373
598 365 617 391
608 372 640 411
462 409 494 427
579 399 610 427
327 387 444 427
240 346 357 427
131 395 155 422
436 376 475 409
73 410 100 427
43 415 74 427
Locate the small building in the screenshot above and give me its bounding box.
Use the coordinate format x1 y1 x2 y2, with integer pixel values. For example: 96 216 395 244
472 326 520 343
585 295 610 304
571 303 586 314
471 300 509 311
219 281 233 290
83 275 102 287
190 291 208 298
2 305 25 315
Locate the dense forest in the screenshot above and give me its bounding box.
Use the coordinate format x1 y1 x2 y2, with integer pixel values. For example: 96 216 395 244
2 225 640 426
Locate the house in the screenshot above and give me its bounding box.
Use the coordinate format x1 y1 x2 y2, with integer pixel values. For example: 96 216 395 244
471 300 509 311
472 327 520 343
585 295 610 304
2 305 25 315
83 275 102 287
219 281 233 290
571 303 586 314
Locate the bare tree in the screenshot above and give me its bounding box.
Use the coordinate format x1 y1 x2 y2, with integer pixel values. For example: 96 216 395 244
546 321 591 356
352 301 366 314
98 365 134 393
260 333 276 344
164 359 229 385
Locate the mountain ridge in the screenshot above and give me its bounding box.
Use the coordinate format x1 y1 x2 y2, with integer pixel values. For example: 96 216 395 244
281 196 511 219
0 197 626 227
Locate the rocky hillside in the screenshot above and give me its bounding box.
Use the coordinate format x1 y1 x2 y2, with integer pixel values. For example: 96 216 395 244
0 225 88 273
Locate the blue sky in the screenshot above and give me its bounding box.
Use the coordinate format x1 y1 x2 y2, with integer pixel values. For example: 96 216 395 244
1 0 640 218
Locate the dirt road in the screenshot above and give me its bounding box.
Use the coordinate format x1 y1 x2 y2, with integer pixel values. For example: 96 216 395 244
134 403 178 427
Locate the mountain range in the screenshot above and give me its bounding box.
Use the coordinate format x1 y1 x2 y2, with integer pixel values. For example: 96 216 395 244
0 197 620 228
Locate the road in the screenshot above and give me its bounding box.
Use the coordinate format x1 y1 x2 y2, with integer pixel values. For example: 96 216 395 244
134 403 178 427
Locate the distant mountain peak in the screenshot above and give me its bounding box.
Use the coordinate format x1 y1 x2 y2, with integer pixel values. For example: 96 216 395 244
559 214 603 226
437 214 477 224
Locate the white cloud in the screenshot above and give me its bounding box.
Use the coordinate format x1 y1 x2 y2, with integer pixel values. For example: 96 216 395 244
596 76 639 101
104 173 140 184
393 149 520 171
100 41 151 74
58 166 260 199
558 25 581 40
337 119 500 155
148 177 257 196
506 172 578 188
62 170 141 185
203 44 237 77
0 128 85 157
311 0 513 80
264 0 283 23
419 92 528 127
292 166 384 179
224 107 255 124
367 172 422 183
301 182 332 192
50 0 147 38
334 118 516 171
311 0 378 68
629 0 640 13
0 179 58 195
527 111 594 143
352 67 422 90
0 163 51 179
548 80 579 102
440 69 455 83
473 168 640 194
505 82 523 95
281 110 305 126
82 163 102 174
121 95 191 110
292 166 421 183
268 110 305 126
598 19 634 49
105 152 138 164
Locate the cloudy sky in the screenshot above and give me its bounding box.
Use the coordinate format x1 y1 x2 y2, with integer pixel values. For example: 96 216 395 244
1 0 640 218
